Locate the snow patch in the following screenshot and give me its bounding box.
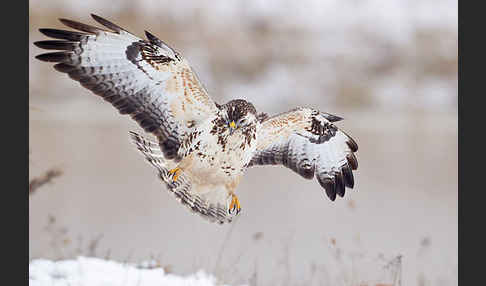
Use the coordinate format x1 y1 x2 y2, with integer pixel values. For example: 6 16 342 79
29 257 233 286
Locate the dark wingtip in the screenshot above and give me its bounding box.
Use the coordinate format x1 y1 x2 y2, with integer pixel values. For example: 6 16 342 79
33 41 45 49
34 54 45 61
91 14 125 33
38 28 86 41
346 138 358 152
341 165 355 188
53 63 75 73
58 18 76 27
59 18 102 34
322 112 343 122
38 29 50 37
34 40 78 51
144 30 174 53
35 52 69 62
90 13 105 23
145 30 157 42
346 153 358 170
335 172 345 197
318 177 336 201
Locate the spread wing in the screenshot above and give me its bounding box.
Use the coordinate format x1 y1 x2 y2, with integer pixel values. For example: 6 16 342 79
248 107 359 201
34 14 219 161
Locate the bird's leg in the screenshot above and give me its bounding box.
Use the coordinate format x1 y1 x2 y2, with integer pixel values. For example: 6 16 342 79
168 167 182 182
226 176 242 215
229 192 241 215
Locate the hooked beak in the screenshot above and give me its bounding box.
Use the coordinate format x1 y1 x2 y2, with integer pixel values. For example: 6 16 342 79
229 121 236 134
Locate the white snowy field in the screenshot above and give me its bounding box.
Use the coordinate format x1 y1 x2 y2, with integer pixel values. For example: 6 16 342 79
29 257 228 286
29 255 402 286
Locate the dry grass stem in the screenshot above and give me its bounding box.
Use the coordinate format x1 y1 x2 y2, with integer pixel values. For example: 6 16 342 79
29 168 63 195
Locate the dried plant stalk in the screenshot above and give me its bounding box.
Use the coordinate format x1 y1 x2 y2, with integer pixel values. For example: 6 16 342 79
29 168 63 195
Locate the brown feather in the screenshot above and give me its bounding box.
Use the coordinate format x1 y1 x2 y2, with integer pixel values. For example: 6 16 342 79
91 14 126 33
59 18 105 34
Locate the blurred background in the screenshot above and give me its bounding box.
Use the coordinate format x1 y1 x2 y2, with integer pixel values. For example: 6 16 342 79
29 0 457 285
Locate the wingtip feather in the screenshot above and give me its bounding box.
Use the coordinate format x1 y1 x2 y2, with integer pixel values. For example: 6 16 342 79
38 28 86 41
335 172 345 197
346 138 358 152
91 14 125 33
322 112 343 122
35 52 70 62
53 63 76 73
59 18 103 34
144 30 157 41
34 40 78 51
318 177 336 201
341 165 355 188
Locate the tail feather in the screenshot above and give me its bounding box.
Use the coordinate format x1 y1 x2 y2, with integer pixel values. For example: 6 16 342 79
129 131 165 170
129 131 237 224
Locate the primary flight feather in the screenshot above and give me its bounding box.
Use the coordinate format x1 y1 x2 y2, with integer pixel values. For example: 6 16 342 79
35 14 359 224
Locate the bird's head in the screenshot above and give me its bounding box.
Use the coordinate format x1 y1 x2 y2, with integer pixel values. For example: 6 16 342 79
220 99 258 135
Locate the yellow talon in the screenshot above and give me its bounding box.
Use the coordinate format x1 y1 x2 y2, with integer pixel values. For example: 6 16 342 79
168 167 181 182
229 193 241 214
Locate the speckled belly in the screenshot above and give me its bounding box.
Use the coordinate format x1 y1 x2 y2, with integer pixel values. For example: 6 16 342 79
187 130 256 185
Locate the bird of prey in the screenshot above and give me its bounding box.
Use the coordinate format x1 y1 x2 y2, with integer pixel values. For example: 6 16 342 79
35 14 359 224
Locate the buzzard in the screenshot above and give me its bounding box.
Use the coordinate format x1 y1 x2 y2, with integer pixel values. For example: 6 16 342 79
35 14 359 224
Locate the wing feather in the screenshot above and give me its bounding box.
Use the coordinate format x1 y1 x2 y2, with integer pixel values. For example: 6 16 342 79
35 14 219 161
249 107 359 201
129 131 238 224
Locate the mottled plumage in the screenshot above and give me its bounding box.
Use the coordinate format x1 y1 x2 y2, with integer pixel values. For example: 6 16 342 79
35 15 359 224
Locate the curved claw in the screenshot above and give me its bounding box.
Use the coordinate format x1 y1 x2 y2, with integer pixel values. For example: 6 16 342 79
168 167 181 182
229 193 241 215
